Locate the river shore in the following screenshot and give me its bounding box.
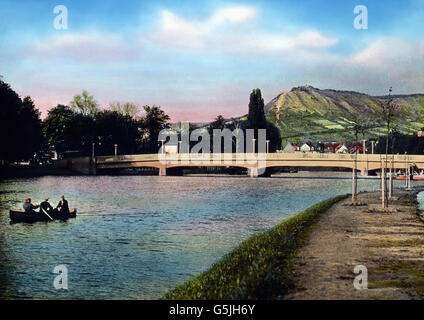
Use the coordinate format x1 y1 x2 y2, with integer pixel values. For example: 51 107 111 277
164 190 424 300
284 190 424 300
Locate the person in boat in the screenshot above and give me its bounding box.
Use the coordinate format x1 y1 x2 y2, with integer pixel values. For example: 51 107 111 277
23 197 39 214
39 197 54 214
56 195 69 214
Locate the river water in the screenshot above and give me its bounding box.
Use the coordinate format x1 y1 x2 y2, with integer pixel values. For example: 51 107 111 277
0 173 413 299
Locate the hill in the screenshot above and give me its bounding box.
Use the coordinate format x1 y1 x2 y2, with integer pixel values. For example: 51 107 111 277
265 85 424 143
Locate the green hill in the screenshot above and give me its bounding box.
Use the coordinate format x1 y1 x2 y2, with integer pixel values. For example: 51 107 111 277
265 85 424 143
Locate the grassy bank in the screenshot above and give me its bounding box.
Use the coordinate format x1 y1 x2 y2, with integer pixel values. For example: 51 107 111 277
163 194 347 300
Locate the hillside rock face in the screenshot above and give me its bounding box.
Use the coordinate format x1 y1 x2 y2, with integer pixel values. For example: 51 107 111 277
265 85 424 142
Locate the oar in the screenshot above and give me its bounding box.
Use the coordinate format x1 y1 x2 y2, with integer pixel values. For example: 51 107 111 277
41 208 54 221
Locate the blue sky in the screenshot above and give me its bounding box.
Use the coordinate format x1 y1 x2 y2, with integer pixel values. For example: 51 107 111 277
0 0 423 121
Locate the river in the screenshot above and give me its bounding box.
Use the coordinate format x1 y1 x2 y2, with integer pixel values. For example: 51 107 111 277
0 172 415 299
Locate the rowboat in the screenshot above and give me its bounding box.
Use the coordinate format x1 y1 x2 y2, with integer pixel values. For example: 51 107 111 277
9 209 77 223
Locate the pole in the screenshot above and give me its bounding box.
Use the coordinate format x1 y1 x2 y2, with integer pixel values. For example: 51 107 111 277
362 139 366 154
252 139 256 154
389 157 393 198
266 140 270 154
405 154 408 189
371 141 375 154
381 159 387 208
92 142 95 158
352 166 357 203
161 140 165 154
114 144 118 156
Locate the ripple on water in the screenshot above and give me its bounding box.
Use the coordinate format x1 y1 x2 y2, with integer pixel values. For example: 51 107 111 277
1 174 422 299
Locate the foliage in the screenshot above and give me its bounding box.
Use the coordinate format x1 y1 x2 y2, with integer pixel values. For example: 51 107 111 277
94 110 140 155
266 85 424 143
141 105 170 153
70 90 99 116
109 102 140 118
246 89 281 152
0 80 44 162
43 105 94 155
163 195 347 300
248 88 267 130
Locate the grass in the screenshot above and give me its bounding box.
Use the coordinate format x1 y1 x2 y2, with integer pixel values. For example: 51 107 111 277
368 262 424 299
367 193 424 299
372 239 424 247
162 194 347 300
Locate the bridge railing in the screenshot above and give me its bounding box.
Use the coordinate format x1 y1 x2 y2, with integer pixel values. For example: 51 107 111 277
96 153 423 168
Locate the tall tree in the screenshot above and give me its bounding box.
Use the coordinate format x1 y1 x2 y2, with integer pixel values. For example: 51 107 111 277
94 110 140 155
43 105 94 156
20 96 44 159
141 105 170 153
246 88 281 152
247 88 267 131
70 90 99 116
0 80 43 163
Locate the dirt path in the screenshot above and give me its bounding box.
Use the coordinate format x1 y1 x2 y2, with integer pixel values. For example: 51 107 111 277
284 191 424 300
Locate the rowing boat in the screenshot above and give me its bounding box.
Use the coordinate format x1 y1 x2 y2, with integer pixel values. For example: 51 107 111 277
9 209 77 223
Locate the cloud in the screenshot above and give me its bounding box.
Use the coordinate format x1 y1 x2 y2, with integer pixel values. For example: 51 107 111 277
153 6 338 55
284 37 424 94
30 31 137 62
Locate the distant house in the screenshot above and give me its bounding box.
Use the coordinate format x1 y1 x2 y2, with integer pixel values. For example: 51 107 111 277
323 142 338 153
335 143 348 154
350 143 364 153
283 142 297 153
300 141 315 152
418 130 424 137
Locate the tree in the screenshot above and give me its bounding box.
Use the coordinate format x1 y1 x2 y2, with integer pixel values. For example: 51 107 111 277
43 105 94 156
94 110 140 155
20 96 44 159
247 88 267 131
246 88 281 152
0 80 43 163
380 87 400 208
345 108 377 204
70 90 99 116
210 115 226 130
109 102 140 118
141 105 170 153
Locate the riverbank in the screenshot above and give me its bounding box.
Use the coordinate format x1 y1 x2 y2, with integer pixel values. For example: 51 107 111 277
284 190 424 300
163 195 347 299
163 190 424 300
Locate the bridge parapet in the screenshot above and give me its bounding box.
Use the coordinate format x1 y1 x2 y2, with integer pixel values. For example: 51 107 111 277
92 153 424 177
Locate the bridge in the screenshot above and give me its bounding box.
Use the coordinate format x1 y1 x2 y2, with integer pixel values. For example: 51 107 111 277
55 153 424 177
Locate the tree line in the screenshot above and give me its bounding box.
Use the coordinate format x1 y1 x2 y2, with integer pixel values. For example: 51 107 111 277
0 80 170 164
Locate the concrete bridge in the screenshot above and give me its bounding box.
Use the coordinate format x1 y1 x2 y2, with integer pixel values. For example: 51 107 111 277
55 153 424 177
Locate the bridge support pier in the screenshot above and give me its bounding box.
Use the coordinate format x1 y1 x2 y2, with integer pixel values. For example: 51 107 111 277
159 166 167 176
248 167 258 178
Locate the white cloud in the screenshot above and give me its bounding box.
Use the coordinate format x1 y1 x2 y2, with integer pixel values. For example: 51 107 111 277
285 37 424 94
153 6 338 54
210 6 256 24
30 31 136 61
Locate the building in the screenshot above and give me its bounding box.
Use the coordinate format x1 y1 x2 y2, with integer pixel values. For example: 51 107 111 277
335 143 348 154
299 141 315 152
282 142 297 153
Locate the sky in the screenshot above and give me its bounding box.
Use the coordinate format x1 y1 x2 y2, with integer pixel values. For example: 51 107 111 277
0 0 423 121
